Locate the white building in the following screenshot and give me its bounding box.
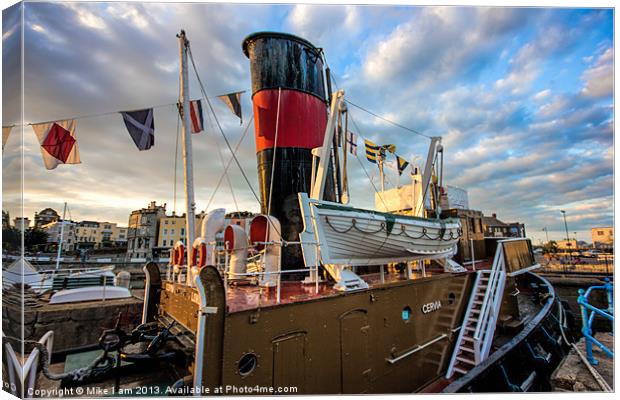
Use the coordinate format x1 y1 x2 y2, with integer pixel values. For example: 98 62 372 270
42 220 76 252
13 217 31 232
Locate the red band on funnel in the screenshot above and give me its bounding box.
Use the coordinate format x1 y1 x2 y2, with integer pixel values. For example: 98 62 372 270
253 89 327 153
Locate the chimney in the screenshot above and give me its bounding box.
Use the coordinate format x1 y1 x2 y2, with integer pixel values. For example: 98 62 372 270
243 32 336 271
492 213 497 218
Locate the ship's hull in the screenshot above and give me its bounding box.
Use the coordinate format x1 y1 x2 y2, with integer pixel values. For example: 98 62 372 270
149 265 482 394
144 264 570 394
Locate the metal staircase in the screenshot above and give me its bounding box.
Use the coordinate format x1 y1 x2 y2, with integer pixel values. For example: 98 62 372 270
446 243 508 379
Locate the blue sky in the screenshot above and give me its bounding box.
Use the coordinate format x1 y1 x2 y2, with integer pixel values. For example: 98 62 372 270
2 2 614 245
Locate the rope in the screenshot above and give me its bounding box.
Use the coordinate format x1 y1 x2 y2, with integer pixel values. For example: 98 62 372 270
186 43 261 208
324 217 461 240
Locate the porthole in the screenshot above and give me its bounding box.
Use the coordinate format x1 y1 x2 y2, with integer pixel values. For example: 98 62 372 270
238 353 257 377
448 292 456 305
402 306 412 322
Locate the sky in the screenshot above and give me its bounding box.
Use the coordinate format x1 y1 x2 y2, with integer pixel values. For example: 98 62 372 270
1 2 614 245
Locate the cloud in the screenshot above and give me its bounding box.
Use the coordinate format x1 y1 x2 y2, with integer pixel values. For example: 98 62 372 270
581 47 613 98
362 7 529 90
1 5 613 245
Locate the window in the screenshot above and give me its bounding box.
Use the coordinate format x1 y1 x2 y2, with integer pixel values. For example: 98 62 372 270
163 228 168 235
598 231 604 235
162 239 166 247
181 228 185 236
237 353 258 377
171 229 175 235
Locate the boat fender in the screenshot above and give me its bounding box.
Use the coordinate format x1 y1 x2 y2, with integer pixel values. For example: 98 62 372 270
190 239 207 268
173 242 185 267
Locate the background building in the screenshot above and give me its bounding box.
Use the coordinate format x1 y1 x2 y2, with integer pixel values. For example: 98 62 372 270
591 227 613 250
75 221 99 250
482 214 526 239
482 214 508 237
127 201 167 260
157 213 196 249
557 239 578 251
73 221 129 250
13 217 31 232
114 226 128 246
34 208 59 227
42 220 76 252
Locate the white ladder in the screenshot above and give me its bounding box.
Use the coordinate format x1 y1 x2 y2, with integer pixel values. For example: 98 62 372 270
446 244 507 378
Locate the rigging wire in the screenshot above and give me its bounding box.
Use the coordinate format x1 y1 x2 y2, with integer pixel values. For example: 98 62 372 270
186 42 262 208
345 100 432 140
266 88 282 217
323 57 431 141
348 112 390 211
324 64 416 199
205 115 254 211
204 103 240 211
15 102 178 127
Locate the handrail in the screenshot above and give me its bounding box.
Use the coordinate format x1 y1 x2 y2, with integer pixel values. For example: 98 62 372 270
2 331 54 397
446 270 483 377
473 242 507 363
474 246 502 340
577 278 614 365
222 241 323 303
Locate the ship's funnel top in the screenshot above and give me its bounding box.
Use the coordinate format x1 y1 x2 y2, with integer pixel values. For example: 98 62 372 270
242 31 335 273
242 31 326 102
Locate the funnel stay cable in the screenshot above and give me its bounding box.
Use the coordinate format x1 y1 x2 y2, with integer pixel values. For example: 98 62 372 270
186 43 261 208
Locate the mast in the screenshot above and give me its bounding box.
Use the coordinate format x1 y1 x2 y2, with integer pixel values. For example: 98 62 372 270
177 30 196 285
55 202 67 271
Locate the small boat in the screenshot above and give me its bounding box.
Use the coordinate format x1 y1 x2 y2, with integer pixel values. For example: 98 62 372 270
299 193 461 267
48 285 131 304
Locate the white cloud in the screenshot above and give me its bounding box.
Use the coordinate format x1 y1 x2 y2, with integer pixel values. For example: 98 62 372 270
581 47 613 98
534 89 551 101
64 3 107 31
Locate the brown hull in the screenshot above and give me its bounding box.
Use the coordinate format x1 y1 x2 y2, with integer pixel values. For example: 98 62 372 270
154 266 477 394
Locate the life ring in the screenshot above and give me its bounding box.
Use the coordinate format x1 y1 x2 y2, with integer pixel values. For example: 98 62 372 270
190 242 207 268
173 243 185 266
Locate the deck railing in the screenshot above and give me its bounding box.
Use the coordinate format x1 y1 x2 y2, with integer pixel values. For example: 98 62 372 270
222 240 321 304
577 278 614 365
